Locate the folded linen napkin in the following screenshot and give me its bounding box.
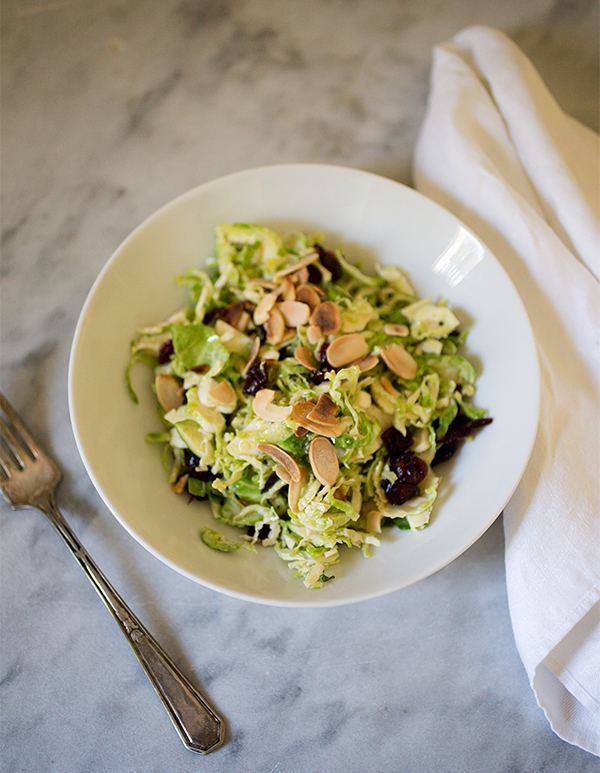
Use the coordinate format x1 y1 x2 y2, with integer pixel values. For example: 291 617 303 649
413 26 600 756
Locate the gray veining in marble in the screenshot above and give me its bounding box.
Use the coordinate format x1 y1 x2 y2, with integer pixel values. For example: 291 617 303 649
1 1 599 771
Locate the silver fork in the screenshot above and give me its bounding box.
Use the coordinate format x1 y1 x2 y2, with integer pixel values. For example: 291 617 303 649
0 392 223 754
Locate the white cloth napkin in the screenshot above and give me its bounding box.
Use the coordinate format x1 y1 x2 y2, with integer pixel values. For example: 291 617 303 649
413 26 600 756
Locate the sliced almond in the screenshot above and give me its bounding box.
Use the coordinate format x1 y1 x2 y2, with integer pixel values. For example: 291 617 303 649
222 302 245 328
253 292 277 325
384 323 409 337
265 307 286 345
295 284 320 310
234 310 251 332
333 487 347 502
276 464 308 513
190 363 209 374
257 443 301 482
354 354 379 372
366 510 383 533
242 336 261 376
381 343 418 380
291 400 342 438
155 374 184 412
308 436 339 487
306 324 323 345
173 473 189 495
276 276 296 302
310 301 341 335
294 346 317 371
294 425 309 437
278 300 311 327
380 376 399 397
306 393 339 426
253 389 292 422
273 252 319 280
295 266 310 285
326 334 368 368
207 380 236 406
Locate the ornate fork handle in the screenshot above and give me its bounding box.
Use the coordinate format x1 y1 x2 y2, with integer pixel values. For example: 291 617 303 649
35 490 223 754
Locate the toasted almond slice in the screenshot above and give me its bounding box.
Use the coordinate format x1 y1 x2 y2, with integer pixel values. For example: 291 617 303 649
155 373 184 412
190 363 209 374
253 389 292 422
295 266 310 285
276 465 308 513
380 375 399 397
234 310 251 332
252 279 277 288
290 399 317 423
309 436 339 487
366 510 383 533
275 464 291 483
295 284 320 310
326 334 368 368
222 301 245 327
289 469 307 513
291 400 342 438
253 292 277 325
306 324 323 345
265 307 286 345
333 487 347 502
294 425 309 436
257 443 301 482
303 420 342 439
294 346 317 371
273 252 319 280
384 323 409 337
310 301 341 335
306 393 339 426
207 380 236 406
242 336 261 376
381 343 418 380
276 276 296 301
278 300 311 327
173 473 189 495
354 354 379 372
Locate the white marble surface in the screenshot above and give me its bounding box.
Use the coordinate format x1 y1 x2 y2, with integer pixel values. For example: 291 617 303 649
1 1 598 771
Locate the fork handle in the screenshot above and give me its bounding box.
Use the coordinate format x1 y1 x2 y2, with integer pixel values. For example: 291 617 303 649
37 492 223 754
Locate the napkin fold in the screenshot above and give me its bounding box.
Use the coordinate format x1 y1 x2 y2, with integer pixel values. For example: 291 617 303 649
413 26 600 756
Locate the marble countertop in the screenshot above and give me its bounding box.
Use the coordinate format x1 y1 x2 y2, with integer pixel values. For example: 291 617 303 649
1 1 598 771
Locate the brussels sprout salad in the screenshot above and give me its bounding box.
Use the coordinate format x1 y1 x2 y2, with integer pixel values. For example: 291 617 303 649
128 224 492 588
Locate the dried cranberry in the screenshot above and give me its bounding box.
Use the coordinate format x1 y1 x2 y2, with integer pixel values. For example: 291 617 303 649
381 426 413 455
243 359 270 395
203 301 244 327
203 307 227 325
310 342 335 384
389 452 429 485
184 451 215 480
307 262 323 285
262 472 279 492
383 479 420 506
158 339 174 364
442 414 493 444
314 243 343 281
246 523 272 540
432 440 458 467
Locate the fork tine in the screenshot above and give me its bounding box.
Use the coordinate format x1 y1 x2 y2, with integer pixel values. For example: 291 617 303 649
0 392 39 461
0 417 27 469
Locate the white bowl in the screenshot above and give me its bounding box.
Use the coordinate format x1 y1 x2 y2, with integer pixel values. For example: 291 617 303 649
68 164 540 607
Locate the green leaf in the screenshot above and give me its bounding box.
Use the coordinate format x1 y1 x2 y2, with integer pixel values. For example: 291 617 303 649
170 323 230 372
126 350 157 403
200 527 241 552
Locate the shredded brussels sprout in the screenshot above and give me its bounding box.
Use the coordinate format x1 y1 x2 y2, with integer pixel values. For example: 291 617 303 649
129 224 492 588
